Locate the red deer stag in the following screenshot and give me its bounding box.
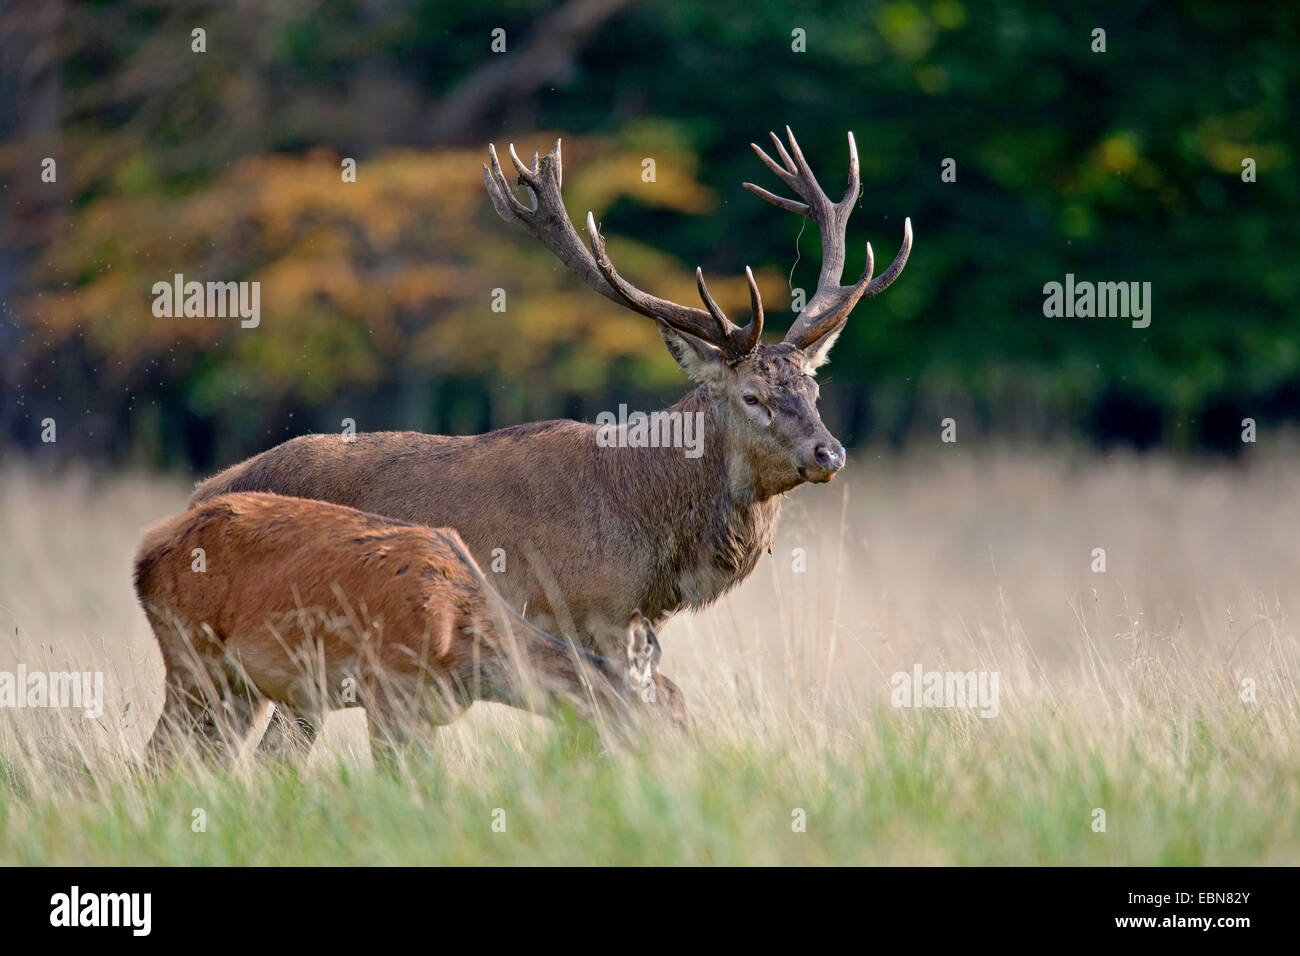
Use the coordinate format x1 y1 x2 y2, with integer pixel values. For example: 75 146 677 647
135 492 689 762
191 128 911 660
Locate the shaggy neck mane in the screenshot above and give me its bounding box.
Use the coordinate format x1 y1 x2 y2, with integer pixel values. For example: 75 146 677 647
592 385 783 617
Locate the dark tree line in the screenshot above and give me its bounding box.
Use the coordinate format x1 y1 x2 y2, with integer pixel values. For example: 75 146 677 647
1 0 1296 470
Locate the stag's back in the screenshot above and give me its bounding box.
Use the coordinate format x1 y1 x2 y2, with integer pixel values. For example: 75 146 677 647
187 427 675 654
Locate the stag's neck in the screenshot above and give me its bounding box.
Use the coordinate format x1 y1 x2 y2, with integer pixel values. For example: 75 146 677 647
677 385 778 500
600 386 783 617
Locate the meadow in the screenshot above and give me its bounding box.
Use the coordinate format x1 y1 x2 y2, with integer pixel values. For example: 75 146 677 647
1 446 1297 865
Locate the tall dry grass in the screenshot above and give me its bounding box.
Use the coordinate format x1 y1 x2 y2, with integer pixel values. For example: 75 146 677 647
1 446 1297 864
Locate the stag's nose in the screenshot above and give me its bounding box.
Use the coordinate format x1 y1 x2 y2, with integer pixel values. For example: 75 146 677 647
814 441 844 472
800 439 845 482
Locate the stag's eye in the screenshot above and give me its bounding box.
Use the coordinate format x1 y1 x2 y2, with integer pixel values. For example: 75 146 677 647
743 394 761 406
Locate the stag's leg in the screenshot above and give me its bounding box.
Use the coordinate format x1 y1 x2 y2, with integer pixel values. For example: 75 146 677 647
199 689 262 758
256 706 321 759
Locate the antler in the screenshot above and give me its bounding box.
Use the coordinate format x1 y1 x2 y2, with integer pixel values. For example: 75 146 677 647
743 127 911 351
483 139 762 360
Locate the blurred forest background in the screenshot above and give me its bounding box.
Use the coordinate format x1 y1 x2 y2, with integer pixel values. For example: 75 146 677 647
0 0 1295 471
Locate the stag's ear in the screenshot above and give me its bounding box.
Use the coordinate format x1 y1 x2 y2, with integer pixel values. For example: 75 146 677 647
657 323 728 385
624 610 659 691
797 326 845 374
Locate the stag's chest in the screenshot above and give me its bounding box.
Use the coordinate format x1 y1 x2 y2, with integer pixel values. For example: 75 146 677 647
663 495 782 613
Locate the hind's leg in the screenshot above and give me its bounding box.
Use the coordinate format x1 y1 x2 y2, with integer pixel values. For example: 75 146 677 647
145 662 263 767
144 666 214 766
144 613 221 765
363 684 414 767
361 672 466 767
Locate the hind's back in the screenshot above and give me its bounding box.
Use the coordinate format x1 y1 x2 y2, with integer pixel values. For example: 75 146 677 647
134 493 494 673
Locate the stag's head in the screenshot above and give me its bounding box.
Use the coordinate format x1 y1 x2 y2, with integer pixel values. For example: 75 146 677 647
684 341 841 494
483 127 911 497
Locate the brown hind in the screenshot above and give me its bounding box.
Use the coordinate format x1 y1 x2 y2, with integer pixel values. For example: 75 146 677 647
134 492 689 763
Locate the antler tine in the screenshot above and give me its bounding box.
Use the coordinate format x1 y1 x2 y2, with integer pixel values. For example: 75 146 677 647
484 144 533 219
694 268 734 341
742 179 810 217
740 266 764 353
783 128 834 212
753 135 799 189
781 126 814 180
861 217 912 299
506 143 532 178
841 131 860 209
